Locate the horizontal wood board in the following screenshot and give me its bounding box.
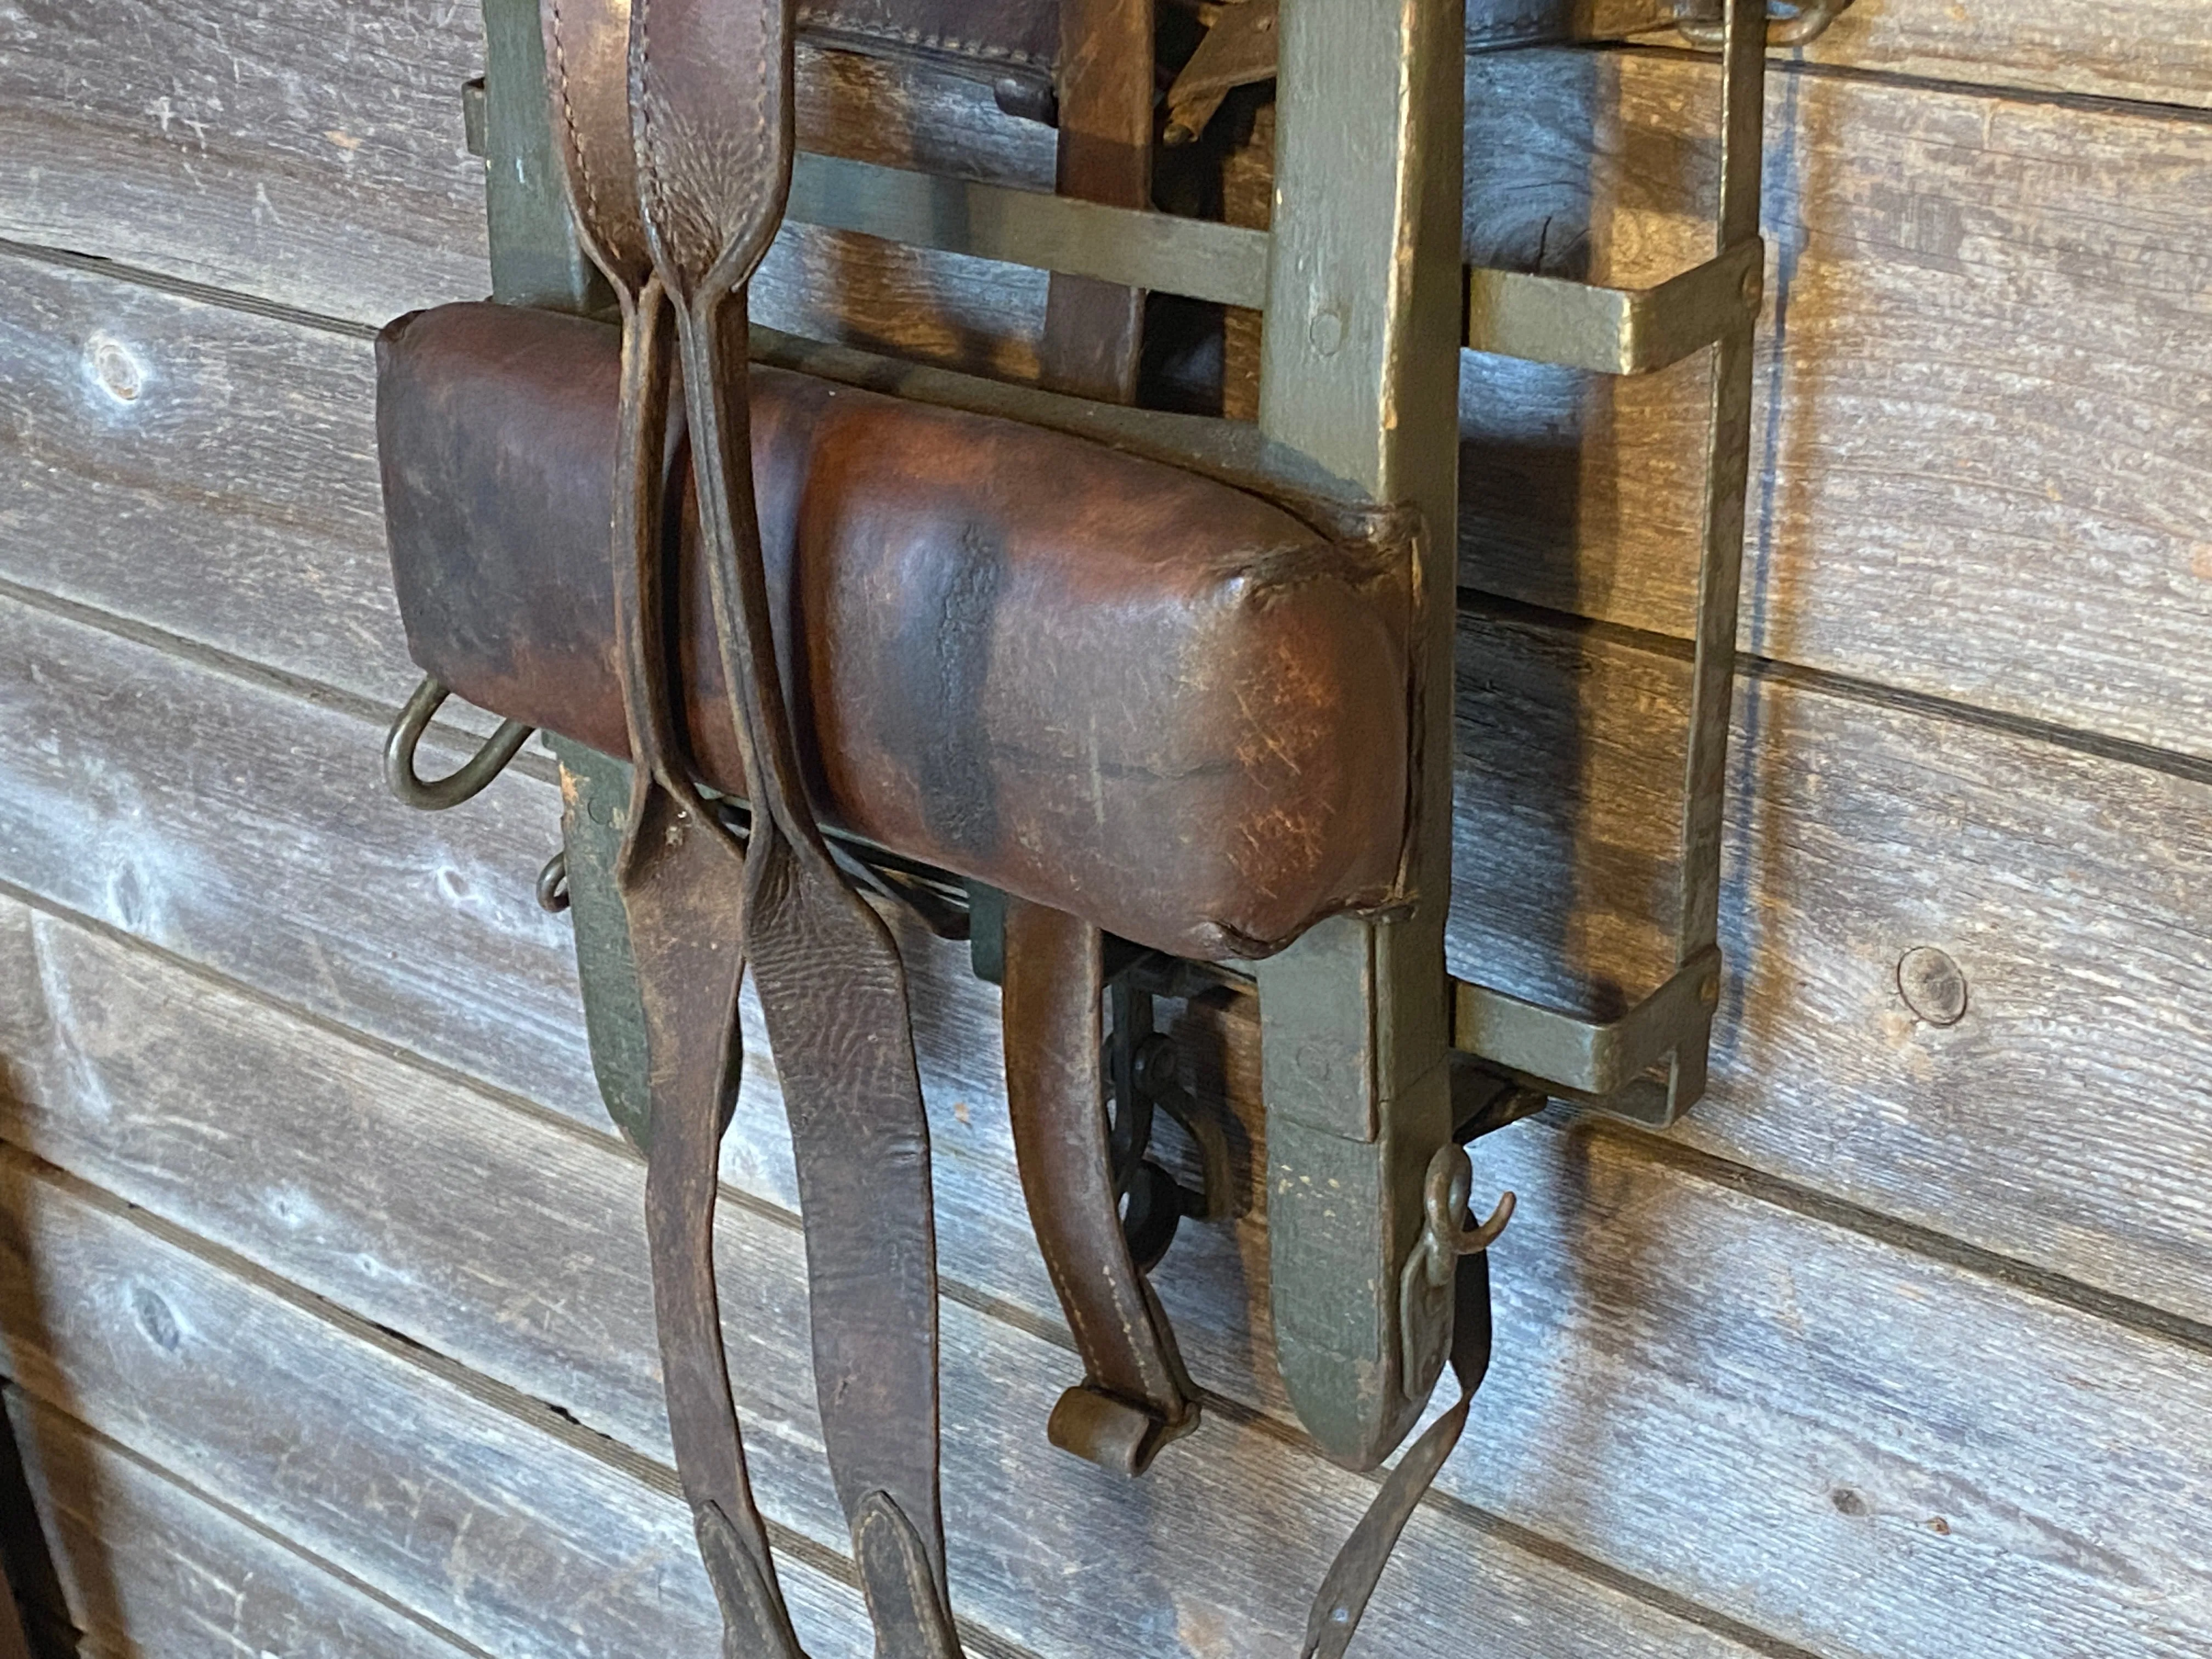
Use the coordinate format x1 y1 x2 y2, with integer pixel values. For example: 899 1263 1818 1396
4 2 2209 1654
0 1142 1767 1659
0 585 2209 1655
5 1391 481 1659
2 0 2203 335
16 41 2212 763
3 899 2211 1657
1757 2 2212 106
0 1150 885 1659
0 0 493 325
1550 1 2212 105
0 3 1055 337
1459 48 2212 759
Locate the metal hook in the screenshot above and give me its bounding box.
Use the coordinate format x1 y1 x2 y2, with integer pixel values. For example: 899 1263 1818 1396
1675 0 1853 48
1398 1144 1515 1398
383 675 535 811
536 849 572 913
1414 1145 1516 1291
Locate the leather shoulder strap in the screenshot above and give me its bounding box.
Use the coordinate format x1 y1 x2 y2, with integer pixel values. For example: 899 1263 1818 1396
545 0 960 1651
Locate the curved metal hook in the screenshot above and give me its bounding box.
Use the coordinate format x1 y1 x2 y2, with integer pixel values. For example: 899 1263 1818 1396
1416 1146 1516 1290
535 849 572 914
1676 0 1853 48
383 675 535 811
1398 1143 1515 1399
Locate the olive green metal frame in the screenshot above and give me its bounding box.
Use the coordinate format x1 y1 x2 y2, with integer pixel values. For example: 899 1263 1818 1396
1453 3 1768 1131
466 0 1770 1468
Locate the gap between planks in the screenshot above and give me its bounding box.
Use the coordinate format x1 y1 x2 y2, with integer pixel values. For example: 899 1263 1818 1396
0 238 382 346
1633 40 2212 128
3 1386 499 1659
7 238 2212 805
0 563 563 794
1457 589 2212 794
4 839 2209 1420
0 1146 1044 1659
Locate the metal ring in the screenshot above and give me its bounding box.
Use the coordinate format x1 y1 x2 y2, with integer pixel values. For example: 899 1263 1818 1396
1677 0 1853 48
535 849 571 913
382 675 535 811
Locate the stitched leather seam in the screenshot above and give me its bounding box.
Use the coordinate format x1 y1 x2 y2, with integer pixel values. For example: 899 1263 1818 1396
546 0 607 238
795 7 1046 65
752 0 771 249
636 0 674 257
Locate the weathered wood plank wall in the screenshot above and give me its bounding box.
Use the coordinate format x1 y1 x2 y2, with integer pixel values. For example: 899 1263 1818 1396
1 2 2207 1656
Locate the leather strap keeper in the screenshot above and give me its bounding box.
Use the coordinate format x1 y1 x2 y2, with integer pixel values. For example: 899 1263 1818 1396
377 298 1416 962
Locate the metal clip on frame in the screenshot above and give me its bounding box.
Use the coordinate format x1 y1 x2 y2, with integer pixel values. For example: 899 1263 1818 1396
461 0 1769 1477
1675 0 1853 49
383 675 535 811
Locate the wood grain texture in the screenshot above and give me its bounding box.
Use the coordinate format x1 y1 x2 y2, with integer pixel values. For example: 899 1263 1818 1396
0 1132 1764 1659
2 472 2210 1362
1460 49 2212 758
1503 1 2212 105
4 902 2211 1658
0 1151 882 1659
4 10 2209 1654
0 220 1046 727
1450 607 2212 1340
7 1392 479 1659
0 0 492 323
0 0 1051 343
19 51 2212 763
6 0 2198 340
1750 1 2212 108
0 251 404 704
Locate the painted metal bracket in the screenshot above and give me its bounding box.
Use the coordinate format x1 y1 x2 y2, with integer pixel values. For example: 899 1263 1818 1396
461 79 1273 308
1450 0 1769 1131
1464 238 1762 376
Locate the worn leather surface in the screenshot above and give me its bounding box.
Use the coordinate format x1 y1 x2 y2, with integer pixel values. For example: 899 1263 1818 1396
377 299 1415 962
629 0 960 1627
796 0 1058 112
1002 900 1197 1469
543 0 815 1649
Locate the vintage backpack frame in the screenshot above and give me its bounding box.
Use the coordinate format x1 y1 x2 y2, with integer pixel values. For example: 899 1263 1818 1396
377 0 1806 1647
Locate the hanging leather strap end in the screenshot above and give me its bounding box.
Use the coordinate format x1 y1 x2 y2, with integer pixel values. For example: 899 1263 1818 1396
693 1500 808 1659
853 1491 964 1659
1047 1381 1200 1479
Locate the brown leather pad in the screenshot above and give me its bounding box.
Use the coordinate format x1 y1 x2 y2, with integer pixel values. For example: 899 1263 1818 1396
376 301 1412 961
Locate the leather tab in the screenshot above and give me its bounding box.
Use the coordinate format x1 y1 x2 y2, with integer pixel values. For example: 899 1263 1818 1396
695 1500 808 1659
853 1492 964 1659
1002 900 1199 1474
1046 1382 1200 1478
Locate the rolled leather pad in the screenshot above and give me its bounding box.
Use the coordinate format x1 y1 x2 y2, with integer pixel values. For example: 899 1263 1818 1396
377 301 1413 961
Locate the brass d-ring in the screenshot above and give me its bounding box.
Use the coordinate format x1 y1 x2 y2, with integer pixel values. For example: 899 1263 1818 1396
383 676 535 811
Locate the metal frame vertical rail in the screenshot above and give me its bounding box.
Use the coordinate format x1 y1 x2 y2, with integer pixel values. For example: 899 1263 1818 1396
1248 0 1469 1466
1451 0 1769 1130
